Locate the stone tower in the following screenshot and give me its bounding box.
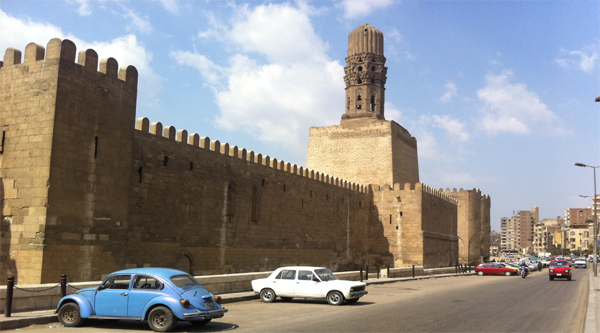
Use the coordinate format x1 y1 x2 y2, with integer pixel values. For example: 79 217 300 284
307 24 419 186
343 24 387 122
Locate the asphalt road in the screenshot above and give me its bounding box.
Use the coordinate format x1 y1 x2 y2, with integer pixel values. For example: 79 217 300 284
14 268 589 332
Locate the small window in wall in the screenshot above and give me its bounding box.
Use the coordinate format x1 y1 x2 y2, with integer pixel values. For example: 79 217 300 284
262 179 265 187
358 66 363 72
371 79 375 84
283 184 286 192
310 190 313 198
370 95 375 112
357 95 362 101
358 78 362 84
163 156 169 166
0 131 5 154
94 136 99 159
138 167 143 183
359 201 362 208
251 185 260 222
371 66 376 71
189 162 194 170
390 215 392 224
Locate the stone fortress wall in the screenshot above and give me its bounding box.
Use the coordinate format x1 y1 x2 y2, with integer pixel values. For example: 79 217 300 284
1 32 490 284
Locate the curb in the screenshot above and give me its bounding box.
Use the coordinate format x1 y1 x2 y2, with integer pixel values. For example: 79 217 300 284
0 315 58 331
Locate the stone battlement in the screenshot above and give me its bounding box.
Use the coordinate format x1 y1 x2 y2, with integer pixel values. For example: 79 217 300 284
135 117 369 193
0 39 137 85
372 183 457 205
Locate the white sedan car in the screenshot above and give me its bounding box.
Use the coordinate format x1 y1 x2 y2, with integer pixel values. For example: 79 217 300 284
251 266 368 305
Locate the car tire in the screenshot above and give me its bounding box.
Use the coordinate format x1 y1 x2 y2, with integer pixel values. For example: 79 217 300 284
57 302 85 327
148 306 178 332
280 297 293 302
504 271 512 276
190 319 211 326
477 271 484 276
345 298 360 304
260 288 276 303
327 291 344 305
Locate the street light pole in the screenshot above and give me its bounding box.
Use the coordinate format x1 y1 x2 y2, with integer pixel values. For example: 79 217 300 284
576 163 598 277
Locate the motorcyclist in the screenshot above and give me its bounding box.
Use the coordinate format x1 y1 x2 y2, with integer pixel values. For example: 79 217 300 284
519 261 529 276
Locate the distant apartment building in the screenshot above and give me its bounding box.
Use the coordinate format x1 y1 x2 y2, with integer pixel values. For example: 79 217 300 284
533 217 562 253
565 208 592 227
501 207 539 254
501 216 520 251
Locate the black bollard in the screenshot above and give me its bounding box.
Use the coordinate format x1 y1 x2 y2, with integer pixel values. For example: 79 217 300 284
412 264 415 278
360 268 363 282
377 265 380 279
387 265 390 278
5 276 14 317
61 274 67 297
365 265 369 281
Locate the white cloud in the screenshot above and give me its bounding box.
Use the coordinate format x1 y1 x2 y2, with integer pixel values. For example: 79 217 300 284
0 9 162 109
440 81 457 102
430 115 469 142
416 131 438 160
172 3 344 158
121 6 153 33
556 44 599 72
156 0 178 13
339 0 395 19
477 70 561 135
384 101 402 123
69 0 92 16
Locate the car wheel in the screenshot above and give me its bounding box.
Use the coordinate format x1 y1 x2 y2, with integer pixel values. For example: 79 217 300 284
327 291 344 305
345 298 360 304
477 271 484 276
280 297 293 302
148 306 178 332
58 302 85 327
504 271 512 276
260 288 276 303
190 319 211 326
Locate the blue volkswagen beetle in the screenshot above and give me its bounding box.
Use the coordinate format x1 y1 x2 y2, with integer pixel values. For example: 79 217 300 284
55 268 228 332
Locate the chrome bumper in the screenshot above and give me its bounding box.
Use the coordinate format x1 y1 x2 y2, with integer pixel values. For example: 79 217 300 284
349 290 368 298
183 308 228 320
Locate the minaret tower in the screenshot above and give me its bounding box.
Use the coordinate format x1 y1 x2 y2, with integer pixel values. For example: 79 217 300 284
342 24 387 121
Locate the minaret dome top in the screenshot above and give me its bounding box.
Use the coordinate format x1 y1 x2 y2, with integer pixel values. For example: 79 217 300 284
348 23 384 56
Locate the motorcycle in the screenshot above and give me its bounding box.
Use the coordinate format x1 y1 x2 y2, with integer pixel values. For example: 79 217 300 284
520 266 529 278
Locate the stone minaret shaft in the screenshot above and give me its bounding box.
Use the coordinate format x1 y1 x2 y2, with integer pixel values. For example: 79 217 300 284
343 24 387 121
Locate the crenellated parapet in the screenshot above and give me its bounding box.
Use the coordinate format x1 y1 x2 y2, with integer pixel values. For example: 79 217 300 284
371 183 457 205
1 38 138 85
135 117 370 193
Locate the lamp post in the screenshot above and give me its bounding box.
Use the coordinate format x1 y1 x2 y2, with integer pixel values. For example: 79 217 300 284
575 163 598 277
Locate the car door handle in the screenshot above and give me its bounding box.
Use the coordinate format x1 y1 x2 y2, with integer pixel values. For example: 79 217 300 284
121 292 128 296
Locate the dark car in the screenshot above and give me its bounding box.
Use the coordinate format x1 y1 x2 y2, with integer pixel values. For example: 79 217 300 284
549 260 571 281
476 263 517 276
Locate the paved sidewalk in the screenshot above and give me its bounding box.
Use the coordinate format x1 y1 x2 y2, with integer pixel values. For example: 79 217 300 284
584 270 600 333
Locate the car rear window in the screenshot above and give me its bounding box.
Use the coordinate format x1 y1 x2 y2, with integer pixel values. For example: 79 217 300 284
170 275 201 288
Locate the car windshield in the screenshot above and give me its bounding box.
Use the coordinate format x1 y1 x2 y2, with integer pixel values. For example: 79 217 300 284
314 269 338 281
170 275 201 289
551 261 568 267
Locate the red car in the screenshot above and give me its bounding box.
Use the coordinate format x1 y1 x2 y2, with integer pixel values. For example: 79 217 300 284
549 260 571 281
476 263 517 276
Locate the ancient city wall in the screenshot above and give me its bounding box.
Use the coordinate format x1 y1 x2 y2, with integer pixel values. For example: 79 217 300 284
128 119 393 276
371 183 457 268
1 39 138 283
446 188 484 265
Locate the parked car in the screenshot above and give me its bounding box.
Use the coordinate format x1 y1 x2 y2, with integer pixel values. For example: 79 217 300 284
56 268 227 332
574 258 587 268
549 260 571 281
476 263 517 276
251 266 367 305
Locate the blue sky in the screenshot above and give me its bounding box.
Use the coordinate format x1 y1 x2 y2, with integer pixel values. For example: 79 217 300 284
1 0 598 232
